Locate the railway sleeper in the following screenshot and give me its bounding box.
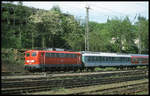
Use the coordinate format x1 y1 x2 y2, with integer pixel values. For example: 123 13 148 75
2 70 146 83
1 74 148 88
1 76 148 95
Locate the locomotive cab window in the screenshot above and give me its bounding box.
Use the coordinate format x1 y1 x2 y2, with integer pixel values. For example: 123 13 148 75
41 53 44 56
32 52 36 56
26 53 30 57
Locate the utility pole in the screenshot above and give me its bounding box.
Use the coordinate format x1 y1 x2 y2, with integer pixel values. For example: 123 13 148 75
19 5 22 48
32 32 34 49
138 23 141 54
32 10 36 49
85 5 90 51
138 14 141 54
20 23 22 48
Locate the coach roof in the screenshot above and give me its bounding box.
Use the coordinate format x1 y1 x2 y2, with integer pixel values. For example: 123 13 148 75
82 52 131 57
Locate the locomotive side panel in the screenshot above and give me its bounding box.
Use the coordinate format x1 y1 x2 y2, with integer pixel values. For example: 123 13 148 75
42 51 82 70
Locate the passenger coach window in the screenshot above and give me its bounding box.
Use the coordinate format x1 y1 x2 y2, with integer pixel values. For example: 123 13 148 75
45 53 48 57
99 56 101 61
26 53 30 57
59 53 64 58
96 56 98 61
128 58 131 61
56 53 59 57
87 56 91 61
68 54 72 58
32 52 36 56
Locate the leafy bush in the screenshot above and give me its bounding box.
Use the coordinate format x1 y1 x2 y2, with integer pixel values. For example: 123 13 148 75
2 48 25 72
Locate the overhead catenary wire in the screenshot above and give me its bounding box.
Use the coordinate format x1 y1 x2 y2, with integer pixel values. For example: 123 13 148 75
89 3 128 15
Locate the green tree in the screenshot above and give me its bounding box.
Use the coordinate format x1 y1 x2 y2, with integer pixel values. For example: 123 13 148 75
62 15 85 51
29 8 63 48
1 3 35 49
88 22 112 52
106 16 137 53
120 16 138 53
134 16 149 54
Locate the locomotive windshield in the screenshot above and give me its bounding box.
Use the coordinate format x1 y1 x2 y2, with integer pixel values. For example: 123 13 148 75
32 52 36 56
26 53 30 57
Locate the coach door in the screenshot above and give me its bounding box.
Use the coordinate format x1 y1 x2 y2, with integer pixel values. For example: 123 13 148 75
77 54 80 64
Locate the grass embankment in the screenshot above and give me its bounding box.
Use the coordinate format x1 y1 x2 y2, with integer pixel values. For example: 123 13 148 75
95 67 116 71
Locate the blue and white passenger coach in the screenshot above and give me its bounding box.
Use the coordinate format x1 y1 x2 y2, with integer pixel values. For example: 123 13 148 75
82 52 132 68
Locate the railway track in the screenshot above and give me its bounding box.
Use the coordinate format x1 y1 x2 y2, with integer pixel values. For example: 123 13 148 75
2 67 148 76
2 68 148 80
1 70 148 95
2 74 147 88
123 85 148 95
2 75 148 95
74 82 148 95
112 83 148 95
2 69 147 83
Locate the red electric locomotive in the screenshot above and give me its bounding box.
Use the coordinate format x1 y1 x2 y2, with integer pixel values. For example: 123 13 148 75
25 50 82 71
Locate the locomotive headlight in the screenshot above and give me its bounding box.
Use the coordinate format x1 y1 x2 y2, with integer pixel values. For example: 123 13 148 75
27 60 29 63
31 60 35 63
